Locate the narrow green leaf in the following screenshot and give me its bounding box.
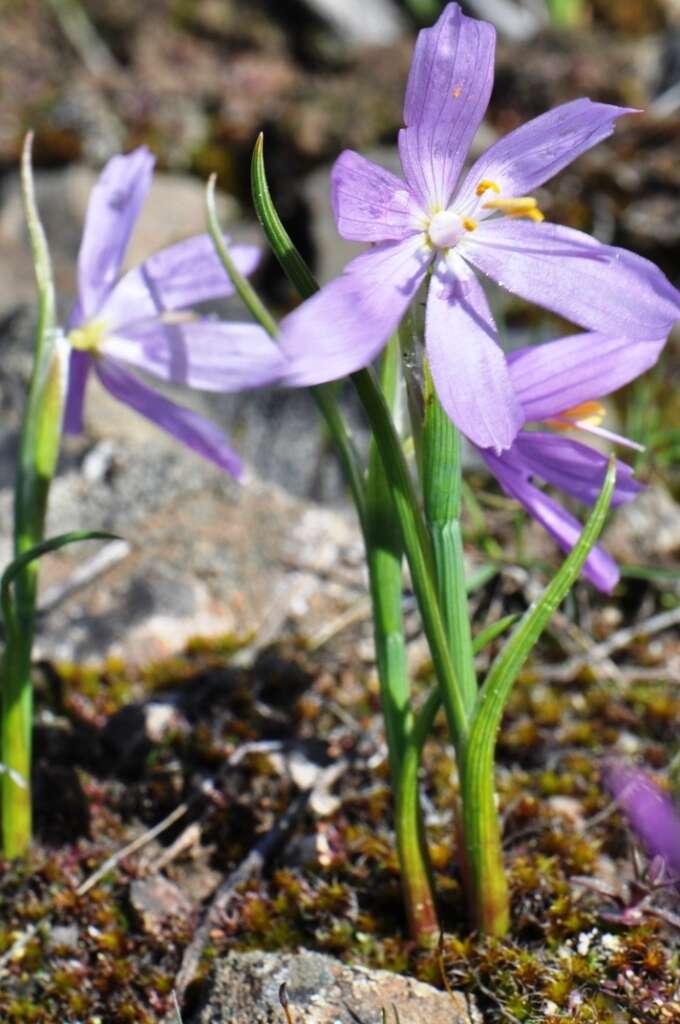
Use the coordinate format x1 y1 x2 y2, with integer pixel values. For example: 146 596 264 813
2 531 118 634
251 134 318 301
473 456 617 738
472 614 519 656
205 175 278 337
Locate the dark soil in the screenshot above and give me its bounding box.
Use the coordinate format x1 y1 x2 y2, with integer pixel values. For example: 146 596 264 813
1 555 678 1022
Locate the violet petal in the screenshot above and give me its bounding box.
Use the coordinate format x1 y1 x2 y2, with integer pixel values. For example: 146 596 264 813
278 235 431 386
399 2 495 211
456 99 634 205
464 220 680 339
425 254 522 451
96 357 243 477
102 320 287 392
603 760 680 876
77 147 154 320
99 235 260 331
63 348 93 435
331 150 423 242
508 333 666 422
513 432 641 507
483 449 620 592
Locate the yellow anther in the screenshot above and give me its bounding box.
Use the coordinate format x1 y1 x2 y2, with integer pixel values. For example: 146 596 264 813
482 195 544 222
463 217 477 232
68 320 107 353
546 401 606 433
476 179 501 197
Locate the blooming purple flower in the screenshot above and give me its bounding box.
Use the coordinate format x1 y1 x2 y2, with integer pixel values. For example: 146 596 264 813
64 146 286 478
480 332 664 591
277 2 680 453
603 759 680 878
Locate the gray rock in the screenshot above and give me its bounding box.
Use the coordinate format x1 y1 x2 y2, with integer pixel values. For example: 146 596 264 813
195 949 475 1024
0 435 364 665
302 0 406 47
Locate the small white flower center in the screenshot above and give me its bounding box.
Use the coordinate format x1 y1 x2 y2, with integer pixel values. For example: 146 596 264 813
428 210 466 249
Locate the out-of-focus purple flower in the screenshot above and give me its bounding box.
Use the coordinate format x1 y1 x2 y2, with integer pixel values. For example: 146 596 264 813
603 759 680 877
278 2 680 453
480 332 663 591
64 146 286 478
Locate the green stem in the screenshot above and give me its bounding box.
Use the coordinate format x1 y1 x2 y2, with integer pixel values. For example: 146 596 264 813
3 135 63 857
351 368 469 751
366 338 438 947
249 133 469 751
422 362 477 716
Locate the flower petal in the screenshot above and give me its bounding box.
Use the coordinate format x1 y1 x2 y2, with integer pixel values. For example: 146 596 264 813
483 450 619 592
101 320 287 392
456 99 634 205
603 760 680 875
95 358 243 477
63 348 93 434
508 333 666 421
399 3 495 211
99 235 261 331
278 235 431 386
77 147 155 320
465 220 680 339
331 150 423 242
513 432 641 507
425 254 522 451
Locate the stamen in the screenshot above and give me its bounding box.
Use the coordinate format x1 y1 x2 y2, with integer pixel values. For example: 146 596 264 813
68 320 107 353
463 217 477 232
476 179 501 197
546 400 606 433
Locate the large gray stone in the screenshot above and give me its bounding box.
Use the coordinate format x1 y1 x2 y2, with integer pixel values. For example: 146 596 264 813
195 949 475 1024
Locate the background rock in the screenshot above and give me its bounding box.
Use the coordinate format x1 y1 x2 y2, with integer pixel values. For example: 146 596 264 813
195 949 474 1024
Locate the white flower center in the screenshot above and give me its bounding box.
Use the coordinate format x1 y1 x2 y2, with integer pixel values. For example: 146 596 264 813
427 210 466 249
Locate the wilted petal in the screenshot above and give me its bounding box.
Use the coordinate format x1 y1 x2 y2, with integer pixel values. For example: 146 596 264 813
399 3 495 211
96 358 243 477
64 349 93 434
102 320 287 392
483 450 620 591
331 150 423 242
603 760 680 876
465 220 680 338
279 235 431 386
513 432 641 507
78 147 154 320
508 333 666 421
425 254 522 451
99 235 260 330
457 99 633 205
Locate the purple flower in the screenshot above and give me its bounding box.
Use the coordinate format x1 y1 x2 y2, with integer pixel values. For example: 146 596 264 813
277 2 680 453
603 759 680 878
480 332 664 591
64 146 286 478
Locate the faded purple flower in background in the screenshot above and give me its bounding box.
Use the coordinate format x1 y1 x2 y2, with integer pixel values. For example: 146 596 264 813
278 2 680 452
604 759 680 878
64 146 285 478
480 333 664 591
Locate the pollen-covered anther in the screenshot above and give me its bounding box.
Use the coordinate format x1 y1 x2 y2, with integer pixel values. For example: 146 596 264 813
463 217 477 232
475 179 500 197
546 400 606 432
482 196 545 222
68 320 107 354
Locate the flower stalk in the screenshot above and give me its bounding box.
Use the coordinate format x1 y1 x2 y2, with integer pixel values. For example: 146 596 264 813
2 136 64 858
